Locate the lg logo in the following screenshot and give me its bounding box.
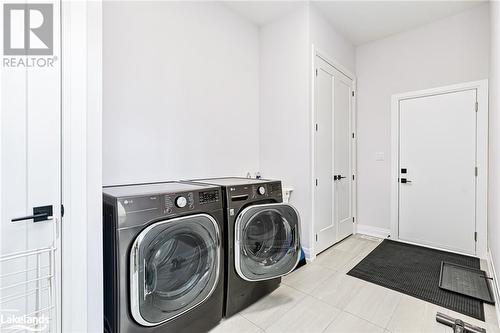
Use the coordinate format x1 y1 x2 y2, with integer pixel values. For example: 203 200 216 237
3 4 53 56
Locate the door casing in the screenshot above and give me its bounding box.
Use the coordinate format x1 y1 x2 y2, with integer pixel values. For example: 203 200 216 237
390 80 488 258
311 48 357 258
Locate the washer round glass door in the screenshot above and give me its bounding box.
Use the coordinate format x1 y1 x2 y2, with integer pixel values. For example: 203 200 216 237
130 214 220 326
235 203 300 281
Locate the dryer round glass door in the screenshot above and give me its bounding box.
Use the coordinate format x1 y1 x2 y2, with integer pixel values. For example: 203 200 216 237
235 203 301 281
129 214 221 326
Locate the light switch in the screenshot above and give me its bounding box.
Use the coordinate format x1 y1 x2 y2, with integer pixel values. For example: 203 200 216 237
375 152 385 161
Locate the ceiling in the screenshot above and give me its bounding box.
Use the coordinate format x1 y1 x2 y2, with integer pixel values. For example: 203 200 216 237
314 1 485 45
223 1 304 26
223 1 486 45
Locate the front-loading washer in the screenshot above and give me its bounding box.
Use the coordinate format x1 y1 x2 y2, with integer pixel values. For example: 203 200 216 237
103 182 224 333
186 177 301 317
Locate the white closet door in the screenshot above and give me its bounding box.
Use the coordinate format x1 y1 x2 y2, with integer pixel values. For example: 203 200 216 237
314 56 354 255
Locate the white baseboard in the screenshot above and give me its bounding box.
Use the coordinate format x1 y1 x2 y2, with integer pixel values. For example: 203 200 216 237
356 224 390 239
487 249 500 328
302 247 314 262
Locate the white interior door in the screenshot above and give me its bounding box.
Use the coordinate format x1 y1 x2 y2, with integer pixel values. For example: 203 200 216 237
1 1 61 331
314 56 354 255
398 89 477 255
334 77 353 241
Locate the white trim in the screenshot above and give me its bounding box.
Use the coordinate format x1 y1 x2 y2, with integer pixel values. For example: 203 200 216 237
315 49 355 81
61 1 102 332
356 224 390 239
390 80 488 258
311 47 357 257
302 247 313 261
309 44 317 262
487 249 500 328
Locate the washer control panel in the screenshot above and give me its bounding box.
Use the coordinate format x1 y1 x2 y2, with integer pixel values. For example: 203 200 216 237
164 192 195 213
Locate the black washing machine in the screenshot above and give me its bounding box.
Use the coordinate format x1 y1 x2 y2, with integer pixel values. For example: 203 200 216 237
103 182 224 333
186 177 301 317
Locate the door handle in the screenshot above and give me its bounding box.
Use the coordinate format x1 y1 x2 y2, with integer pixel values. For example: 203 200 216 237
400 178 412 184
335 175 347 180
11 205 53 223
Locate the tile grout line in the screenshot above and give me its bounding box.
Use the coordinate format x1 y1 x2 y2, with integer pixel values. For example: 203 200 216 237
334 309 388 332
381 292 405 330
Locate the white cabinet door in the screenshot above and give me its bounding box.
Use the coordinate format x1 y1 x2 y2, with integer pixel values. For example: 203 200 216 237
1 1 61 331
314 56 354 255
398 89 477 255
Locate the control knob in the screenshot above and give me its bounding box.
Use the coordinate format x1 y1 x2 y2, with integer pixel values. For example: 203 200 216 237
176 196 187 208
257 186 266 195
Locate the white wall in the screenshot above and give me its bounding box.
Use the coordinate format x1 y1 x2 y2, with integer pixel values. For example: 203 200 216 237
488 0 500 299
259 4 311 253
103 1 260 186
259 4 355 257
309 4 355 73
356 4 490 231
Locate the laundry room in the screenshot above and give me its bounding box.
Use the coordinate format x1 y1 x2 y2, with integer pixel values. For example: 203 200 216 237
1 1 500 333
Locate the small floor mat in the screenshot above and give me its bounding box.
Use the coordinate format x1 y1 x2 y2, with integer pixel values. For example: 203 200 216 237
347 239 485 321
439 261 495 304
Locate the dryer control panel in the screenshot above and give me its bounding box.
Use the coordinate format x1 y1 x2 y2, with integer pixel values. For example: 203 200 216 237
227 181 282 206
164 189 221 214
199 190 220 205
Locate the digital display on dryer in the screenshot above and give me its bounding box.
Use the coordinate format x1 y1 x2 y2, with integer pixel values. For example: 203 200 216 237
199 190 219 204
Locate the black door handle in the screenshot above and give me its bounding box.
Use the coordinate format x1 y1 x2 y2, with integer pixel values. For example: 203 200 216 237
11 205 53 223
337 175 347 180
12 213 49 222
400 178 412 184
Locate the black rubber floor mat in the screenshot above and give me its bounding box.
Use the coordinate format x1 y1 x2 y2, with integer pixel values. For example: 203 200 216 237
347 239 485 321
439 261 495 304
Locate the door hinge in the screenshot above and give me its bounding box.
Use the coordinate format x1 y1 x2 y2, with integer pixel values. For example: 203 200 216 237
352 132 355 139
475 167 478 177
352 216 355 223
315 179 318 186
61 204 65 218
474 231 477 242
352 91 355 97
352 174 355 181
315 68 318 76
475 101 478 112
315 123 318 131
315 234 318 242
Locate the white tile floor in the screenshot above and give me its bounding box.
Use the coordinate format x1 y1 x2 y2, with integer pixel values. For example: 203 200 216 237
210 234 500 333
